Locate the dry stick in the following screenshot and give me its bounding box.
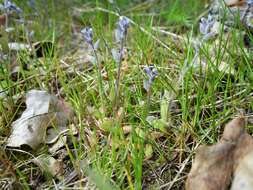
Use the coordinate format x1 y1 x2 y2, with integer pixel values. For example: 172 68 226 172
151 26 199 46
151 27 186 42
5 148 36 161
165 155 191 189
52 180 59 190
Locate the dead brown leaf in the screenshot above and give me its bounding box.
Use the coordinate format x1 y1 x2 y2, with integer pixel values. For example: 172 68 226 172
0 14 6 26
7 90 74 149
224 0 245 7
186 117 253 190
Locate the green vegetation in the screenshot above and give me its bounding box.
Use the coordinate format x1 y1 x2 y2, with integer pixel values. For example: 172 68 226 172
0 0 253 189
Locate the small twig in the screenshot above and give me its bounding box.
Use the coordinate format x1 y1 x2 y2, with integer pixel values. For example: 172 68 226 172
151 27 186 42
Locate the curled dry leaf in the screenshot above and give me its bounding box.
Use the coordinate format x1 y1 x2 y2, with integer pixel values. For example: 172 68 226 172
46 126 69 144
186 117 253 190
49 135 67 155
7 90 73 149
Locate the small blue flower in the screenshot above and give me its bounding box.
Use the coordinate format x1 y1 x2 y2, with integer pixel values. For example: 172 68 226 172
81 27 93 45
247 0 253 6
3 0 22 14
199 14 216 41
199 14 215 35
143 65 158 92
115 16 130 42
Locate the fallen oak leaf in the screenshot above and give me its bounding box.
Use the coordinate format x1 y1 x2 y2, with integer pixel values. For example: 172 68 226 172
186 141 234 190
230 118 253 190
7 90 73 149
231 151 253 190
186 117 245 190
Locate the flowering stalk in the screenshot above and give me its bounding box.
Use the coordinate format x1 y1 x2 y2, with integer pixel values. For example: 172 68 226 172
115 39 124 104
177 15 213 89
81 27 104 102
143 65 158 111
199 14 216 42
2 0 22 28
185 14 216 74
112 16 130 110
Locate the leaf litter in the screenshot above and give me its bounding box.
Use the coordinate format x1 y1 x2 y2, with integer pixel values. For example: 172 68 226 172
1 0 253 189
32 154 64 180
186 117 253 190
7 90 74 149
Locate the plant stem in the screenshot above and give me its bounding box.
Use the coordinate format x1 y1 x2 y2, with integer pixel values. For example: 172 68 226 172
114 38 125 111
146 88 151 117
91 44 104 107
